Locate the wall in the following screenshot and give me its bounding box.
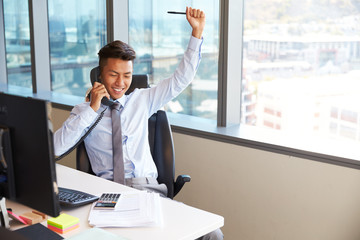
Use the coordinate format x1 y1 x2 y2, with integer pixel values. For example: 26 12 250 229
52 107 360 240
52 107 76 169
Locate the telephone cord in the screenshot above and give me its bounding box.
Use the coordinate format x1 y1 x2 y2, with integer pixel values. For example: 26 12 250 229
55 107 108 161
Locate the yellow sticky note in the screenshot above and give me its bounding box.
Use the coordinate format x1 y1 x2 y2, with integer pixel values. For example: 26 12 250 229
47 213 79 230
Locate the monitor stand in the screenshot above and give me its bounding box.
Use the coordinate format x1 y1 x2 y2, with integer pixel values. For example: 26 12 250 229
0 196 10 228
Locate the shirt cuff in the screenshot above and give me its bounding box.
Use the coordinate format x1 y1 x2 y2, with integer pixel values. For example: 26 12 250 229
188 35 203 52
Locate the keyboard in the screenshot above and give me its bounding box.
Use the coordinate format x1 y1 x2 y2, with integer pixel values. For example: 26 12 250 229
58 187 99 207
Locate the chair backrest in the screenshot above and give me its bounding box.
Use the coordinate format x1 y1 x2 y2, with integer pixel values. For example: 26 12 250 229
77 68 176 198
148 110 175 198
76 141 95 175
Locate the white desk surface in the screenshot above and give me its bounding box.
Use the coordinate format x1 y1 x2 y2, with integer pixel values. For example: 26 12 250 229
7 164 224 240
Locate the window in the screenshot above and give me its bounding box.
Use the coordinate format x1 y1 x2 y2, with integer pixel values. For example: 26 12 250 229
3 0 32 88
1 0 359 165
243 0 360 146
48 0 107 96
128 0 219 120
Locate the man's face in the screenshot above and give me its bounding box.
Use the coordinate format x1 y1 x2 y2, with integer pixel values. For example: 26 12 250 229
101 58 133 100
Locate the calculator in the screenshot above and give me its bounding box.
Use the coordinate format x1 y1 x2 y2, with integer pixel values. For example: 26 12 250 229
94 193 121 209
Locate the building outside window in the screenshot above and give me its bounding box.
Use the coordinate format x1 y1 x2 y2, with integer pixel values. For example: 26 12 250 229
48 0 107 97
3 0 32 89
242 0 360 147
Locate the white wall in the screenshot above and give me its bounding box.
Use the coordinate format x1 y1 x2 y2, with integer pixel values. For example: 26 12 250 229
52 107 360 240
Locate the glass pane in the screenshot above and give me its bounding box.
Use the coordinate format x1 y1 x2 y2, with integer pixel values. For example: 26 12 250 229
129 0 219 120
243 1 360 146
3 0 32 88
48 0 106 97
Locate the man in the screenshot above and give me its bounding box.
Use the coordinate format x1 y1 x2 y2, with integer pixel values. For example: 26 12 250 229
54 7 223 240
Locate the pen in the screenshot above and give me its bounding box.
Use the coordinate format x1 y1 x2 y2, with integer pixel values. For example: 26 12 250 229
167 11 186 15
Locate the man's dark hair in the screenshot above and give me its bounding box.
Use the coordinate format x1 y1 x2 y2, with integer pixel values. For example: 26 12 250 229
98 40 136 72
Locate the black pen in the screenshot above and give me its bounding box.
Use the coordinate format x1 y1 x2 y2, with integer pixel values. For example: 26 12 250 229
167 11 186 15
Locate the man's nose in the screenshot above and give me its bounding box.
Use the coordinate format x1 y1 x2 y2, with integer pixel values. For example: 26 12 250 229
115 76 124 85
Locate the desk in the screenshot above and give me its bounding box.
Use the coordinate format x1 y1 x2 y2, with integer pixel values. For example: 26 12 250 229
7 164 224 240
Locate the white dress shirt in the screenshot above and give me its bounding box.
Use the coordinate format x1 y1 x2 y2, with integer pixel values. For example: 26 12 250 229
54 36 203 180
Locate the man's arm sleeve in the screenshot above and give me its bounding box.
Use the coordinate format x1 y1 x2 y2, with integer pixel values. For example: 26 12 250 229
53 104 99 156
146 36 204 116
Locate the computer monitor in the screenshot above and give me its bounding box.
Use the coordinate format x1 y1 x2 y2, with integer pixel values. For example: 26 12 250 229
0 93 60 217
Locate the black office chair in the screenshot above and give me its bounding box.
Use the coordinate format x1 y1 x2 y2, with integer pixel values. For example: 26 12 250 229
76 67 190 199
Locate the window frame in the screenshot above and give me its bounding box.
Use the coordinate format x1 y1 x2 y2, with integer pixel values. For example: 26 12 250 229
218 0 243 127
28 0 52 93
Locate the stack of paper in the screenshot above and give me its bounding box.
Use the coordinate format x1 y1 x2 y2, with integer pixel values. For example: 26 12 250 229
47 213 80 234
88 191 163 228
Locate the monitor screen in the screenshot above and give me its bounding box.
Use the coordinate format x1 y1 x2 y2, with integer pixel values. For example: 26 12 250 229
0 93 60 217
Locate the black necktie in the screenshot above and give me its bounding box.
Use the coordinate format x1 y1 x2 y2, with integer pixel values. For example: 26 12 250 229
111 102 125 184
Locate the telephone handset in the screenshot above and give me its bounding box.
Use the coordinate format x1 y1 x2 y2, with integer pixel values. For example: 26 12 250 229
89 66 115 106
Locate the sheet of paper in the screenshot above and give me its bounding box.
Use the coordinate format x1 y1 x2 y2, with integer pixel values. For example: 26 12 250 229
115 192 140 211
88 191 163 228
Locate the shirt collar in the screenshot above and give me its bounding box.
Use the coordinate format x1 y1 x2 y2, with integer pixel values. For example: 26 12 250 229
115 94 127 107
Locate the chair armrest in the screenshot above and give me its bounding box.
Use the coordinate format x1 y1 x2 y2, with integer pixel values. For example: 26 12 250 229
173 174 191 197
